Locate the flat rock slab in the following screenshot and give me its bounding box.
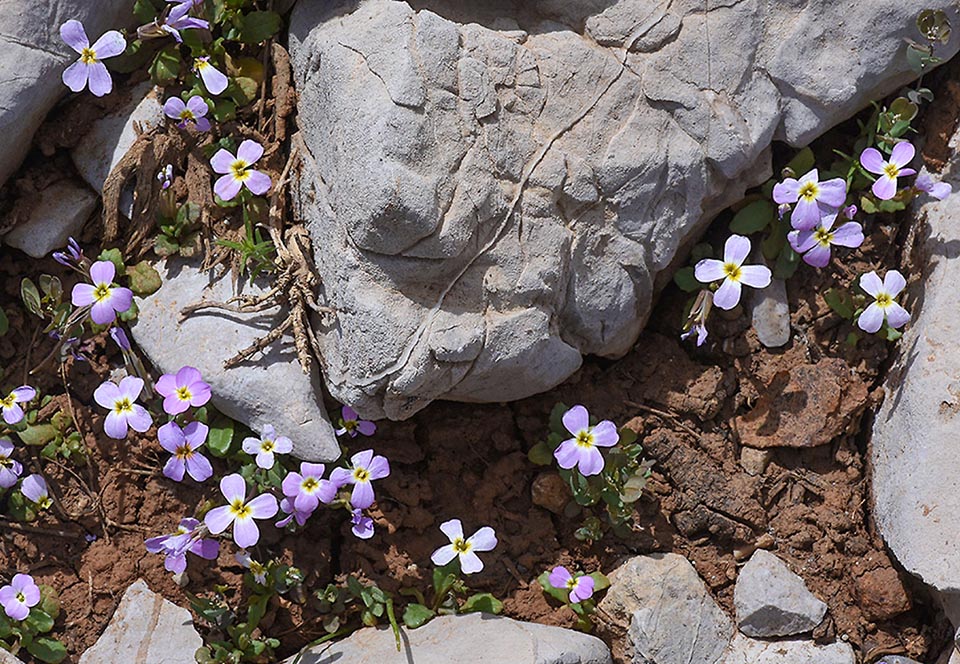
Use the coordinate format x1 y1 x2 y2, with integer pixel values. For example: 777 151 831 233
285 613 611 664
130 259 340 462
749 278 791 348
734 359 869 448
78 579 201 664
734 550 827 637
4 180 96 258
722 634 854 664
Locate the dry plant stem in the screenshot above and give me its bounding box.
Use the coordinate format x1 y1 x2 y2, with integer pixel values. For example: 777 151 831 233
0 517 83 539
623 400 700 439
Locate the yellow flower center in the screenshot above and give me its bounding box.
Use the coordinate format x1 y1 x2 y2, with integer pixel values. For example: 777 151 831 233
302 477 319 492
883 163 900 179
344 420 357 432
452 538 471 554
93 283 112 302
797 181 820 201
179 109 195 121
15 592 24 603
876 293 892 308
195 58 209 71
230 160 250 182
353 467 370 483
176 386 193 402
261 439 274 453
38 496 52 510
230 499 251 519
814 227 834 247
80 47 97 64
566 578 578 590
723 263 742 282
0 395 14 409
114 398 133 415
175 445 193 460
575 431 595 449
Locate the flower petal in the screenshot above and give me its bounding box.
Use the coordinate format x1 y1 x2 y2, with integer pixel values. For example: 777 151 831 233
204 505 234 534
548 566 572 589
857 303 885 334
553 439 581 470
351 449 375 469
790 197 821 231
723 234 751 266
185 453 213 482
127 405 153 433
350 481 375 509
157 422 184 453
459 550 484 574
163 456 186 482
366 454 390 480
830 222 864 249
816 178 847 208
184 421 208 447
561 405 589 435
103 411 128 439
771 178 799 204
87 62 113 97
712 278 742 310
859 271 883 297
883 270 907 297
244 169 272 195
255 450 275 469
199 62 229 95
61 61 90 92
237 140 264 165
439 518 464 542
788 230 817 254
694 258 726 284
164 97 186 119
890 141 915 168
431 544 457 566
577 446 605 476
801 244 831 268
885 302 911 329
119 376 145 400
71 283 96 307
859 148 886 175
738 265 772 289
871 175 897 201
219 474 247 503
357 420 377 436
467 526 497 552
591 421 619 447
210 149 236 174
60 20 89 52
247 493 279 519
232 517 260 548
91 30 127 58
214 174 242 201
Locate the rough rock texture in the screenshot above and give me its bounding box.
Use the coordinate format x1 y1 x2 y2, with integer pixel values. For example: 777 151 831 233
77 579 201 664
733 550 827 637
722 633 854 664
285 613 611 664
872 121 960 625
289 0 959 419
749 278 790 348
599 553 732 664
878 657 922 664
3 180 96 258
0 0 133 189
130 260 340 462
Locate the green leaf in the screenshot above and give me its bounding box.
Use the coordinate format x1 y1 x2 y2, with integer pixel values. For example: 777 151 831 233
537 571 571 604
917 9 952 44
133 0 160 23
785 147 815 176
177 202 202 226
527 442 554 466
548 402 568 436
149 46 181 87
25 608 54 634
772 245 799 280
16 424 57 447
229 77 259 106
126 262 162 296
211 99 237 123
823 288 855 320
239 11 282 45
21 278 42 318
460 593 503 615
118 299 139 323
401 603 435 629
587 572 610 593
673 266 699 293
154 235 180 257
98 248 126 276
859 195 878 215
883 325 903 342
207 413 234 458
729 200 774 235
26 637 67 664
618 426 637 446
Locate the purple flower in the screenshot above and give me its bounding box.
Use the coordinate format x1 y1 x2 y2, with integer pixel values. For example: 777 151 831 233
336 406 376 438
787 210 864 268
282 463 337 513
842 204 857 220
861 142 917 201
204 474 278 548
71 260 133 325
0 386 35 425
241 425 292 470
194 56 228 95
155 366 211 415
109 326 131 351
915 173 952 200
430 519 497 574
857 270 910 334
163 96 211 132
772 168 847 231
52 237 83 269
93 376 152 439
680 290 712 348
548 566 595 604
159 421 213 483
145 517 219 574
276 496 313 528
0 439 23 489
60 20 126 97
20 474 52 510
553 405 618 477
235 550 268 585
0 574 40 621
211 140 271 201
160 2 209 42
330 450 390 510
694 235 772 310
351 509 375 539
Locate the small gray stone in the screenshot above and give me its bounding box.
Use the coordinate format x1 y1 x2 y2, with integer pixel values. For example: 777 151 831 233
0 648 25 663
285 613 611 664
739 447 772 476
734 550 827 637
78 579 201 664
130 259 340 462
599 553 732 664
749 278 790 348
4 180 96 258
722 633 854 664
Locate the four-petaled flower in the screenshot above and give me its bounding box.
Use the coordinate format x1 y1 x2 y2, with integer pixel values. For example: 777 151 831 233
860 142 917 201
0 574 40 621
205 474 278 548
554 405 618 477
430 519 497 574
60 20 126 97
857 270 911 334
160 2 209 42
242 425 292 470
94 376 152 439
276 496 313 528
235 550 268 585
787 210 864 268
0 439 22 489
21 474 52 510
336 406 376 438
330 450 390 510
211 140 271 201
351 509 375 539
159 421 213 483
155 366 211 415
0 386 35 425
282 463 337 513
548 566 595 604
163 96 211 132
694 235 772 310
71 260 133 325
194 56 228 95
773 168 847 230
145 517 219 574
915 173 952 201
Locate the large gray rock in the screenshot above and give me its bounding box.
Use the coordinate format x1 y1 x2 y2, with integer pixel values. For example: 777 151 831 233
130 260 340 462
722 633 854 664
78 579 201 664
871 124 960 625
3 179 96 258
734 550 827 637
289 0 959 420
285 613 611 664
599 553 733 664
0 0 133 189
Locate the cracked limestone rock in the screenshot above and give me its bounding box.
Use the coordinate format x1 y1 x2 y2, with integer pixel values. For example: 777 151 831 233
722 633 854 664
289 0 959 420
734 550 827 637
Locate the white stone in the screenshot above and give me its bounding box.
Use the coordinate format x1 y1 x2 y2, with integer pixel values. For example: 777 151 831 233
4 180 96 258
749 278 791 348
722 633 854 664
734 550 827 637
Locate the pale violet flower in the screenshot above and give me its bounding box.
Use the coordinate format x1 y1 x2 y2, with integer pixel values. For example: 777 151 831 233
204 474 278 548
787 210 864 268
60 20 126 97
194 56 228 95
772 168 847 230
351 509 375 539
163 96 211 132
159 421 212 483
915 173 952 200
235 550 268 585
680 290 712 347
336 406 376 438
93 376 152 439
282 463 337 513
430 519 497 574
276 496 312 528
242 425 292 470
0 386 35 425
861 142 917 200
155 366 211 415
71 260 133 325
211 140 271 200
548 566 595 604
554 405 618 477
145 518 219 574
0 574 40 621
0 439 22 489
20 474 52 510
857 270 910 334
694 234 771 310
330 450 390 510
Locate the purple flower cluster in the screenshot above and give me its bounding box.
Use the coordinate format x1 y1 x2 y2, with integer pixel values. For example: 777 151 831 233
145 517 219 574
